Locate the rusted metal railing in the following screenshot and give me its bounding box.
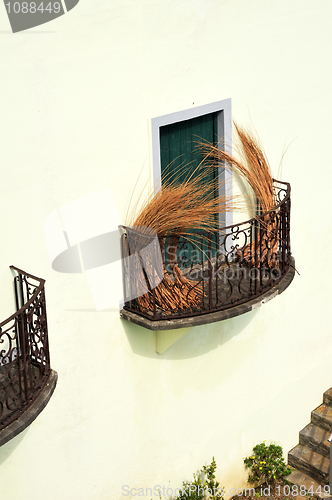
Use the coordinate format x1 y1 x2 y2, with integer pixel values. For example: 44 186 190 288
0 267 51 431
121 180 291 321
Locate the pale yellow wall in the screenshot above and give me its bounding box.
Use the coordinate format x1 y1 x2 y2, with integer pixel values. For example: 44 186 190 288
1 1 332 500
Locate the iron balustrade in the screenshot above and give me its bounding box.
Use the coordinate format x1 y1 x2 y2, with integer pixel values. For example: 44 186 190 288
0 267 51 431
121 180 291 321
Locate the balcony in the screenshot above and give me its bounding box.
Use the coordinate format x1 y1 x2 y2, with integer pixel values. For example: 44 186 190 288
0 267 57 446
120 180 295 332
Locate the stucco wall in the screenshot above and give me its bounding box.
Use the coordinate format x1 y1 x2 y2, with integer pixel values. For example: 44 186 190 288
0 1 332 499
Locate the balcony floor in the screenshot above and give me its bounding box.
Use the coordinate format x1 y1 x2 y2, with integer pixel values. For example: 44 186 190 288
0 369 57 446
120 257 295 331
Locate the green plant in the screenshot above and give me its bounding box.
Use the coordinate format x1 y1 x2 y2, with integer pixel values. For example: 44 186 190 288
243 441 292 486
176 457 224 500
202 457 224 500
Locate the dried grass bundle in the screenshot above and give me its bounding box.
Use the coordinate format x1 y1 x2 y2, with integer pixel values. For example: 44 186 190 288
198 122 278 267
131 168 232 235
198 123 274 212
125 122 281 314
127 169 235 313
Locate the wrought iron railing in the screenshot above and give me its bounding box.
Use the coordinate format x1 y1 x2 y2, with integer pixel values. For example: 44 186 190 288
121 179 291 321
0 267 51 431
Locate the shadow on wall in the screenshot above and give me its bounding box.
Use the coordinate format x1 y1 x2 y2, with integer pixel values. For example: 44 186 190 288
121 308 259 360
0 428 28 466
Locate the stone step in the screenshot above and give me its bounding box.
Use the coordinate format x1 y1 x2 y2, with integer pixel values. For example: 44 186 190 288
323 388 332 407
288 444 329 484
299 423 331 458
311 404 332 432
288 468 331 499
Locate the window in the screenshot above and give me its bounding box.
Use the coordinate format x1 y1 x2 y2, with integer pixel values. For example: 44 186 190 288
151 99 232 229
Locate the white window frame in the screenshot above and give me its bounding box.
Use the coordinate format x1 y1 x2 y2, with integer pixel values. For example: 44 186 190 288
150 98 232 228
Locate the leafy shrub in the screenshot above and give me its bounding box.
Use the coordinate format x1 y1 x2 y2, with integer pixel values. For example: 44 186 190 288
176 457 224 500
243 442 292 485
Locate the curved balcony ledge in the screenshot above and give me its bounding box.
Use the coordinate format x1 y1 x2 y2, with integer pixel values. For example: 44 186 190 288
120 180 294 333
0 369 57 447
120 257 295 331
0 267 56 446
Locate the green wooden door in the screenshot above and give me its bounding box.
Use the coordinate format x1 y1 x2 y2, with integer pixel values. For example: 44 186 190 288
159 112 219 267
160 113 218 188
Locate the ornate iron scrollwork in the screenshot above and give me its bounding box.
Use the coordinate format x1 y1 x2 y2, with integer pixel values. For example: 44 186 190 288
121 180 292 321
0 267 51 431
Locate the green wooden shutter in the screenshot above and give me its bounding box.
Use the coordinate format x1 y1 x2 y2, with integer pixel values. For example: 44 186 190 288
160 113 218 188
159 112 219 262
